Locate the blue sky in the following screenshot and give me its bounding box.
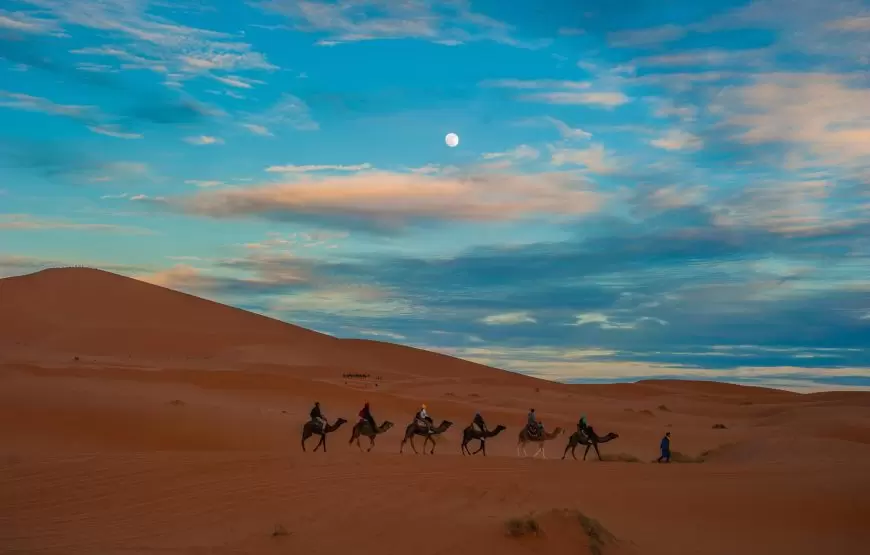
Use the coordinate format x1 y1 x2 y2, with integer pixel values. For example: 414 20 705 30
2 0 870 391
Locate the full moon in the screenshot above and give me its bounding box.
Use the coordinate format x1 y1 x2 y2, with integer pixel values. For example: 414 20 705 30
445 132 459 148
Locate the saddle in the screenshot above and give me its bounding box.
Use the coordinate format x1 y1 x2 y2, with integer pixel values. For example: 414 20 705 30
526 423 543 440
311 419 326 434
415 419 432 433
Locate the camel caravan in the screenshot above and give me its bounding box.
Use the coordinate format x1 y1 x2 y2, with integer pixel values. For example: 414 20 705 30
301 402 619 461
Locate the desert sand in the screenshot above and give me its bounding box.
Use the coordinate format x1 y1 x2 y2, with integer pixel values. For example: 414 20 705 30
1 268 869 554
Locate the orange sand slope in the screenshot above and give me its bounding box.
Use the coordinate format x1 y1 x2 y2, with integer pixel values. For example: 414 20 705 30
1 268 869 555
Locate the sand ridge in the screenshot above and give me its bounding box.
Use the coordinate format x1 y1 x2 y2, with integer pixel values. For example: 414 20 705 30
2 268 869 554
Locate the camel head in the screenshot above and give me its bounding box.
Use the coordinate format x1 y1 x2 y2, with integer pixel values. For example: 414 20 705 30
492 424 507 433
380 421 395 432
334 418 348 425
601 432 619 442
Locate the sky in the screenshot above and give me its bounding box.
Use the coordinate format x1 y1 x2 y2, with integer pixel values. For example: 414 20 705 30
1 0 869 392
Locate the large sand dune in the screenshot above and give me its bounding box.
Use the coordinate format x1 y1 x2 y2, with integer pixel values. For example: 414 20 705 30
1 268 869 554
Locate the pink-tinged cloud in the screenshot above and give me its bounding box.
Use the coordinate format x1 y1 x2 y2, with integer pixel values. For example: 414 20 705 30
170 170 604 228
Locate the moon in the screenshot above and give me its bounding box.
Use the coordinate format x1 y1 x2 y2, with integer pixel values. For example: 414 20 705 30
445 132 459 148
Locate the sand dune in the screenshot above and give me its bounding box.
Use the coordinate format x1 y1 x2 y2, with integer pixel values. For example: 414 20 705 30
2 268 869 554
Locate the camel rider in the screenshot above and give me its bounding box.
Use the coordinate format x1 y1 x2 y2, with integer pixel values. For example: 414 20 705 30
527 408 542 434
359 402 377 431
310 401 327 432
473 411 488 434
416 404 435 434
578 415 590 437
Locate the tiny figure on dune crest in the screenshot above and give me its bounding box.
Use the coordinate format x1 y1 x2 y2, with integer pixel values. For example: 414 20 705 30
657 432 671 463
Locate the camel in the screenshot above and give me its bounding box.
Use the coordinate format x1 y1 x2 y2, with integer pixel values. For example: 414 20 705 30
516 425 565 458
301 418 347 452
460 424 506 456
400 420 453 455
348 420 395 452
562 428 619 461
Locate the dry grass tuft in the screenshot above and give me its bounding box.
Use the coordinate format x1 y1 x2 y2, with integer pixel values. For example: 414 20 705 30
272 524 289 537
505 516 541 537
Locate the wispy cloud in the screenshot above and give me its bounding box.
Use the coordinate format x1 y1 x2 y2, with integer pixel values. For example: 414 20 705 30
480 311 537 325
88 125 143 139
184 135 224 146
29 0 277 85
550 145 617 174
649 130 703 152
0 91 92 119
184 180 224 188
0 214 151 234
265 163 373 173
481 145 539 161
518 91 630 108
607 24 686 48
257 0 548 49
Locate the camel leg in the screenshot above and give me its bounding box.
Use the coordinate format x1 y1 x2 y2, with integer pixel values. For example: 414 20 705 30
430 435 436 455
571 445 578 460
368 436 375 452
593 443 602 461
583 444 591 461
480 439 487 456
562 443 571 460
301 431 309 452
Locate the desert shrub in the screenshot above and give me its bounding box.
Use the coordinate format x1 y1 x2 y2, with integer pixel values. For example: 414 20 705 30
272 524 289 537
712 423 727 429
505 516 540 537
577 512 617 555
657 404 671 412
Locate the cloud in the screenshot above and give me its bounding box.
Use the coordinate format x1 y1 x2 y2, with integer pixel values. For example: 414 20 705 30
480 312 537 325
649 130 703 152
28 0 277 84
0 9 59 33
242 93 318 133
88 125 143 139
481 79 590 90
607 24 686 48
542 117 592 140
633 48 767 67
718 73 870 168
257 0 547 49
827 16 870 31
241 123 272 136
0 91 93 119
356 329 407 341
184 180 223 188
0 214 150 234
183 135 224 146
550 145 617 174
167 170 604 230
570 312 668 330
481 145 539 161
265 163 373 173
518 91 630 108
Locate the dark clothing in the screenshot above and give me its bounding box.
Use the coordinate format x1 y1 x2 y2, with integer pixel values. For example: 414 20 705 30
310 405 323 420
473 414 488 433
657 435 671 462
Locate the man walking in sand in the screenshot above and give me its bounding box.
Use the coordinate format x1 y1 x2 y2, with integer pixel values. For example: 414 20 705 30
657 432 671 463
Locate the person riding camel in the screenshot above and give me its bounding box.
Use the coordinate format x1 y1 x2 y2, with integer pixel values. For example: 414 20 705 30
578 415 590 436
527 408 543 436
310 401 327 433
359 401 377 431
472 411 488 434
416 404 435 434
